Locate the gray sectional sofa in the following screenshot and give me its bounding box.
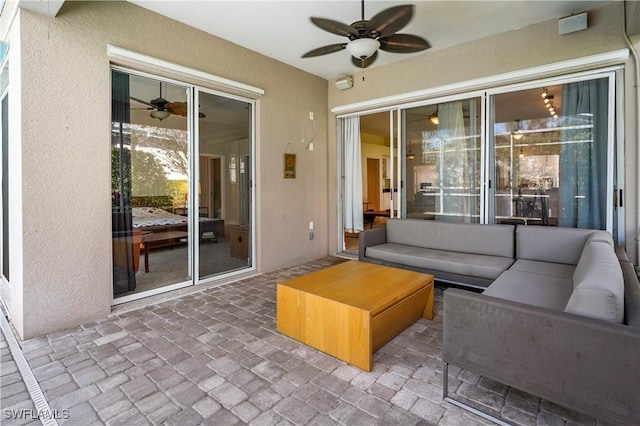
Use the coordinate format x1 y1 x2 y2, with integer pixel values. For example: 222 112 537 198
358 219 640 425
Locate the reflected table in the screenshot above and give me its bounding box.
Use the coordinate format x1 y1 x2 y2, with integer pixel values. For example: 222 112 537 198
141 231 188 273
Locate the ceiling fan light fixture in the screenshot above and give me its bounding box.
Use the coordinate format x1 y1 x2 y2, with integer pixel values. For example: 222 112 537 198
346 38 380 59
150 109 170 121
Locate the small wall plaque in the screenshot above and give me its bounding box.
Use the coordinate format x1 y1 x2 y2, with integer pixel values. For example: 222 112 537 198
284 153 296 179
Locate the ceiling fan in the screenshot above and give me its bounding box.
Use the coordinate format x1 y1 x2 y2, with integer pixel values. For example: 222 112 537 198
131 82 206 120
302 0 431 69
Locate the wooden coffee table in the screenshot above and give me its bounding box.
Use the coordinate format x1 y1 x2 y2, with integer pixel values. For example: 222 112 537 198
277 260 434 371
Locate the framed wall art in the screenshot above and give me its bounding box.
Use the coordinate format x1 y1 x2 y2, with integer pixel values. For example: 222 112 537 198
284 153 296 179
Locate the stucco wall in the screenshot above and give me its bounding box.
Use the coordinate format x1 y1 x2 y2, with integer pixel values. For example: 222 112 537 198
15 1 328 338
327 2 639 264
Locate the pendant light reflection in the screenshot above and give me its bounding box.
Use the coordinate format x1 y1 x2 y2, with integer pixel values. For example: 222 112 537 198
407 144 415 160
511 119 524 140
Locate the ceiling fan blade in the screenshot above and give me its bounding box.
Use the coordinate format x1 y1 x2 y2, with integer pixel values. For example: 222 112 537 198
379 34 431 53
302 43 347 58
165 102 207 118
165 102 186 116
351 50 378 68
130 96 154 107
310 17 359 38
366 5 414 38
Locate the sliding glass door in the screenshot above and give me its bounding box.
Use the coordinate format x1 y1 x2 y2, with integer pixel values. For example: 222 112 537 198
338 68 620 254
111 69 255 302
196 90 253 279
111 71 192 298
404 98 482 223
489 75 614 231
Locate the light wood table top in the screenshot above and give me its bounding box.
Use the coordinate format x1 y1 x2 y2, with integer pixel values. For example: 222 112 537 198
277 260 434 371
279 260 432 316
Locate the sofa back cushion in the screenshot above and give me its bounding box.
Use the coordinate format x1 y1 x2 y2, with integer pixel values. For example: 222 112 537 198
386 219 514 258
565 241 624 323
516 226 611 265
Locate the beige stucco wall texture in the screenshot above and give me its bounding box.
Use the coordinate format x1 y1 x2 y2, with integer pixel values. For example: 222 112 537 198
326 2 639 264
13 1 328 339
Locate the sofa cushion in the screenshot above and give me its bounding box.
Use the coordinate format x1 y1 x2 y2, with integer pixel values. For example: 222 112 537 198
566 241 624 323
509 259 575 279
365 243 514 280
386 219 514 258
516 226 606 265
483 270 574 311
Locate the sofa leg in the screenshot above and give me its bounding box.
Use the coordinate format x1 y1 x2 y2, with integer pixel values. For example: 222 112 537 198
442 361 512 426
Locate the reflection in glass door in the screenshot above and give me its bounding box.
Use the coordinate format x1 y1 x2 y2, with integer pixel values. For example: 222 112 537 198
404 98 481 222
111 70 192 299
491 77 612 230
196 91 253 280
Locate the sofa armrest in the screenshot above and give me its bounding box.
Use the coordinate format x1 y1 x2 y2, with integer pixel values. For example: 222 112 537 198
358 226 386 260
622 260 640 327
615 245 630 262
443 288 640 425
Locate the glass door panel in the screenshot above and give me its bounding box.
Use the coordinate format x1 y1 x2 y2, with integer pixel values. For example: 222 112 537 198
404 98 481 222
492 78 611 229
111 70 191 298
197 91 252 279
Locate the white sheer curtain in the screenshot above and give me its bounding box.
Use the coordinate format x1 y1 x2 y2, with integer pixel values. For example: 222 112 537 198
341 116 363 232
437 101 471 220
438 101 465 139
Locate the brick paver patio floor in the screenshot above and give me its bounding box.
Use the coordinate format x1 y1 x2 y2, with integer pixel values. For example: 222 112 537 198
1 257 602 425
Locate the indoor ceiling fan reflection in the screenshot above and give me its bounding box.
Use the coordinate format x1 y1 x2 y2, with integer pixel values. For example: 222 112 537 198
130 82 206 120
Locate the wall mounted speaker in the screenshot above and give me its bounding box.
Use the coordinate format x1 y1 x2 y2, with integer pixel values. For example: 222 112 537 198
559 12 588 35
335 75 354 90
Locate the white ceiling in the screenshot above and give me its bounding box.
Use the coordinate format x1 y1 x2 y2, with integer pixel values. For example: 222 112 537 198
127 0 611 80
